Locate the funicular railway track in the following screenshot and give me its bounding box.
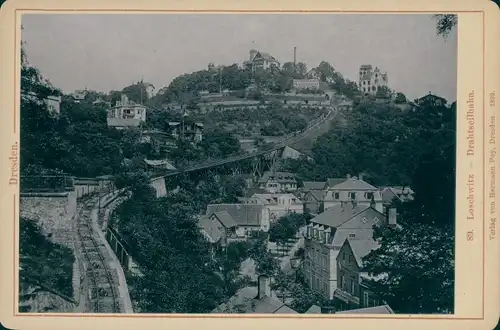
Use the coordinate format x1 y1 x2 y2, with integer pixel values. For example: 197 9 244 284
76 192 122 313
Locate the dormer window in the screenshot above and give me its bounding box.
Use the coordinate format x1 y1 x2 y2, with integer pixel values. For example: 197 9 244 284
365 192 374 199
334 192 340 199
348 233 356 239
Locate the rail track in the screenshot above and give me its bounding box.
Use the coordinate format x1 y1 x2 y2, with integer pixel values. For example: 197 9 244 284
76 192 122 313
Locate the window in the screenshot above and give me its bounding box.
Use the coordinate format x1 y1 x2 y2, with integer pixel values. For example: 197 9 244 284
365 192 373 199
372 86 376 91
340 274 344 289
350 192 356 200
363 87 366 92
348 255 352 264
362 217 368 224
348 233 356 238
375 74 378 78
334 192 340 199
342 252 346 261
363 292 369 307
351 280 355 294
373 217 380 224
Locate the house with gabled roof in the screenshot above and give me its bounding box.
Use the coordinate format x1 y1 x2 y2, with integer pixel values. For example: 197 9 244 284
334 236 383 312
302 181 327 192
303 190 325 215
380 186 414 208
247 193 303 222
212 275 297 314
358 65 388 96
324 175 383 213
258 171 298 193
325 177 346 189
206 203 271 239
302 203 396 302
413 92 447 107
243 49 280 72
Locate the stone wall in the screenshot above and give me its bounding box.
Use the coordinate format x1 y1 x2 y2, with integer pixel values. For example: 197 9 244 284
20 191 77 250
150 177 167 198
20 290 75 313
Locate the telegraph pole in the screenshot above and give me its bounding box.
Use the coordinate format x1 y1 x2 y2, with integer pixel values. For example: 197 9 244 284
219 67 222 94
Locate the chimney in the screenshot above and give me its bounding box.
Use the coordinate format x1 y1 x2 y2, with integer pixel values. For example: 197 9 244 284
258 275 271 299
389 208 397 226
359 174 363 181
293 46 297 66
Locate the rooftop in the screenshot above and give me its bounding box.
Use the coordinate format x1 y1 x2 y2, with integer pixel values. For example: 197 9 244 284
302 181 327 191
258 171 297 184
344 237 381 267
337 305 394 314
198 216 223 243
306 190 325 202
326 178 346 188
310 204 373 228
212 286 297 314
207 204 264 227
249 193 302 205
329 177 379 191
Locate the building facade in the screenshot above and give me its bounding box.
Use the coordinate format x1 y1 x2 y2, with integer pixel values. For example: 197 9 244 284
358 65 388 95
106 94 147 129
45 95 62 115
302 204 387 300
258 171 298 193
205 203 271 240
72 89 87 102
246 193 303 222
292 79 320 90
334 238 383 311
323 175 383 213
243 49 280 72
167 121 203 143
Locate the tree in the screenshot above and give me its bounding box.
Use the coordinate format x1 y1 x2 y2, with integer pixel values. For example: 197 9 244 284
395 92 407 104
361 110 456 313
376 85 392 99
316 61 336 81
295 62 308 78
434 14 457 38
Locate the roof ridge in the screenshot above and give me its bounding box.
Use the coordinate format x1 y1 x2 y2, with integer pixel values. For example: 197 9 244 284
336 205 371 227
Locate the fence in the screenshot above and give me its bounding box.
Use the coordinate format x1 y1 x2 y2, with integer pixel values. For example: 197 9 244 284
105 226 133 271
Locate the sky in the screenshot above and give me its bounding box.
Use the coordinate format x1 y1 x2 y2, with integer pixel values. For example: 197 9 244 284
21 14 457 102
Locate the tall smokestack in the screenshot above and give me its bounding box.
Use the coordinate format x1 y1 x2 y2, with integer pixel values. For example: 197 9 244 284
293 46 297 66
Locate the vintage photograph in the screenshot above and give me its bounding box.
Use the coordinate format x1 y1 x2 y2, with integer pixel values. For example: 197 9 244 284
18 13 457 315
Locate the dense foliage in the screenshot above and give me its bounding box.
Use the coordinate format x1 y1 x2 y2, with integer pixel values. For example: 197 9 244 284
20 50 124 177
360 98 456 313
269 213 311 255
285 97 456 187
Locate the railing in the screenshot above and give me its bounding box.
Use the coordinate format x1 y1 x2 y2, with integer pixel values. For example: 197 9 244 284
20 175 75 193
151 107 336 179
